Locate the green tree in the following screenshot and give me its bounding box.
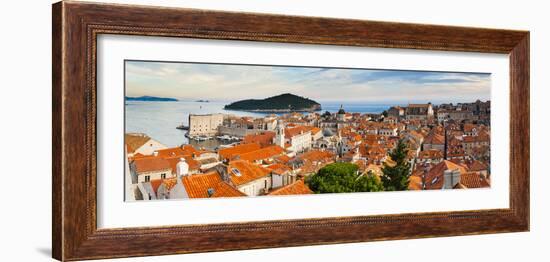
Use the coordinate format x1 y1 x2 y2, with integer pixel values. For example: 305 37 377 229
381 139 411 191
306 162 384 193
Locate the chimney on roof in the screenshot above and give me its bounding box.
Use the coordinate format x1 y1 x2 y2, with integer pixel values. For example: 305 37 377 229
443 169 461 189
176 158 189 177
153 151 159 157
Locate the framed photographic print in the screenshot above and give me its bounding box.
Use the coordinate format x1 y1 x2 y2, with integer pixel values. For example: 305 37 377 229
52 1 529 261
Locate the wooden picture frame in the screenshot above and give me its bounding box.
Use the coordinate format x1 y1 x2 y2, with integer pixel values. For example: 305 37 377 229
52 1 529 261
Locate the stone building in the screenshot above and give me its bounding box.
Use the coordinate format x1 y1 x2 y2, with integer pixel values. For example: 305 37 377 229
188 113 224 136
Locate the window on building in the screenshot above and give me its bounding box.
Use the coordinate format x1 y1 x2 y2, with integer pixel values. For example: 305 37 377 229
144 175 151 182
161 173 166 179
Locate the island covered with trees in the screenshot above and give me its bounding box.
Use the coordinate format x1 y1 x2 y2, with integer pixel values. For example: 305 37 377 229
224 93 322 112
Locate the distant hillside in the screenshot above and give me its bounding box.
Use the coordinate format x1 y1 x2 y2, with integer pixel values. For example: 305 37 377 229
125 96 178 102
224 93 321 112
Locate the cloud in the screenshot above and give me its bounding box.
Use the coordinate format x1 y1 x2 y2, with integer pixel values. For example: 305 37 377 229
125 61 490 103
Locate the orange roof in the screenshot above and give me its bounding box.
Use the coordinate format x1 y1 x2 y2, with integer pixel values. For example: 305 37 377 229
380 124 397 130
463 134 490 143
150 177 181 197
418 149 444 160
267 163 291 174
125 133 151 153
228 160 271 186
367 145 386 156
150 179 164 194
275 155 291 164
285 126 311 139
297 126 321 136
268 180 313 195
463 124 477 132
243 132 275 147
163 178 179 190
239 145 285 162
210 182 246 198
309 127 322 135
408 130 424 141
408 173 423 190
132 157 171 174
165 156 200 174
456 172 490 189
131 153 145 159
300 150 335 162
182 172 223 198
468 160 488 171
155 147 185 158
218 143 261 161
424 132 445 145
424 160 468 190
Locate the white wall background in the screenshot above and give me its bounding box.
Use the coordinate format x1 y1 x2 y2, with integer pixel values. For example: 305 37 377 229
0 0 546 261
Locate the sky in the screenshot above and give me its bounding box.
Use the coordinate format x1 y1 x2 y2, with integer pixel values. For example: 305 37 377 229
125 60 491 104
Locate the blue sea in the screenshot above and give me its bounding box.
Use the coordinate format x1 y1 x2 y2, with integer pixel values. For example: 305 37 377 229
125 101 399 147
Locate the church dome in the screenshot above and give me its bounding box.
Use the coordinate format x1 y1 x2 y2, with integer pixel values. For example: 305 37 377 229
323 128 334 137
337 105 346 115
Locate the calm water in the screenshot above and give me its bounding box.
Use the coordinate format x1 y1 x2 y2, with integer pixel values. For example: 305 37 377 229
125 101 395 147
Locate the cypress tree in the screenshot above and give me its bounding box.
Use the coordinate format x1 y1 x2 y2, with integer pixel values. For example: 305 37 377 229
381 139 411 191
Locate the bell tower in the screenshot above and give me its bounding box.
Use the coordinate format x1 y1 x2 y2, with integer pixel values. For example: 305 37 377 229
274 120 285 148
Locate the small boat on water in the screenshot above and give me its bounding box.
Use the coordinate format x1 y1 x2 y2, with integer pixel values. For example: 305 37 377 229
176 123 189 130
216 135 232 141
195 135 213 141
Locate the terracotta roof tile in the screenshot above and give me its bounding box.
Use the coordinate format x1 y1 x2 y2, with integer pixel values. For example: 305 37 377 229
210 182 246 198
150 179 164 194
243 132 275 147
408 173 423 190
132 157 171 174
275 155 291 164
468 160 488 171
285 126 311 139
463 124 477 132
456 172 490 189
155 147 186 158
424 160 468 190
424 132 445 145
418 149 444 160
219 143 261 161
267 163 291 174
268 180 313 195
299 150 335 162
308 127 322 135
228 160 271 186
463 134 490 143
182 172 223 198
125 133 151 153
165 156 200 174
239 145 285 162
